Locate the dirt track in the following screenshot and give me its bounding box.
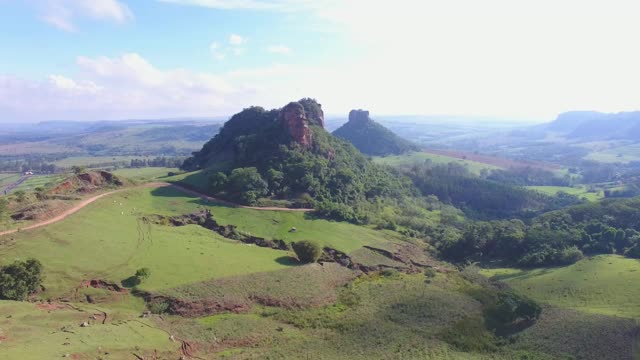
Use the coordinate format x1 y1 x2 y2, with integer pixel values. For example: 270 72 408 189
0 182 312 237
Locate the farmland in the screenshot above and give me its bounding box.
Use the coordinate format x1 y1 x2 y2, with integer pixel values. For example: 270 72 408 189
374 151 500 174
0 181 637 358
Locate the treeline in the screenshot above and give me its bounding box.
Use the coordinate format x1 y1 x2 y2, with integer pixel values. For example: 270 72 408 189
483 167 572 187
438 196 640 266
403 162 583 219
128 157 184 168
0 160 57 173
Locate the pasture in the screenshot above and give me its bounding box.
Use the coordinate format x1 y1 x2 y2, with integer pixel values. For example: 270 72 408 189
0 300 176 360
526 185 604 201
374 151 499 175
0 185 401 297
481 255 640 319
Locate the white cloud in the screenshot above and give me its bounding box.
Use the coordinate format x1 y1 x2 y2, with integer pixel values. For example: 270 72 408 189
228 34 245 45
0 53 246 121
267 45 291 54
157 0 315 11
36 0 133 31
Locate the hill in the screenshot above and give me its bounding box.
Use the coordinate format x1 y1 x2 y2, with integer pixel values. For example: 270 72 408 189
333 110 419 156
181 99 416 218
544 111 640 140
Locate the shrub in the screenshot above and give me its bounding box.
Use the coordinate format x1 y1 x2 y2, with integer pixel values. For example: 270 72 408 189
380 268 400 278
148 300 170 314
0 258 43 301
135 267 151 280
424 268 437 278
292 240 322 263
484 291 542 336
555 246 584 265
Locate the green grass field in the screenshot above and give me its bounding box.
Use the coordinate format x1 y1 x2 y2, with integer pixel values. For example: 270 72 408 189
0 187 298 297
0 173 21 188
526 185 604 201
374 151 499 175
583 142 640 163
11 174 68 193
0 185 401 297
112 167 179 181
481 255 640 319
0 300 176 360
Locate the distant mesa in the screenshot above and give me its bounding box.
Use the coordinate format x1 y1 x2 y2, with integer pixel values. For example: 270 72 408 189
545 111 640 141
348 109 370 124
333 109 419 156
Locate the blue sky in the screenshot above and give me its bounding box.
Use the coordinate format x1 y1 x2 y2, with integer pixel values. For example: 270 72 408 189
1 0 640 122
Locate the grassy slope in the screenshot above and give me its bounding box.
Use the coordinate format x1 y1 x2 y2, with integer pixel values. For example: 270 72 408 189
10 174 67 193
0 300 176 360
481 255 640 319
374 151 499 175
0 186 401 296
0 187 293 296
526 185 604 201
0 173 21 188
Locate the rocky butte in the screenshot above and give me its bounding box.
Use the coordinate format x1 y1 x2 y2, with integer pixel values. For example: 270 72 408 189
348 109 371 125
280 101 325 148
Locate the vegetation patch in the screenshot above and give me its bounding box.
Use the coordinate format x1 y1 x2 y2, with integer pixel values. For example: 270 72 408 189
150 263 358 317
481 255 640 319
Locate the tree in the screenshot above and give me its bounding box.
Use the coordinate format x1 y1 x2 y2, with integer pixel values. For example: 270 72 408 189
292 240 322 263
135 267 151 281
0 258 44 301
72 165 86 174
14 190 26 203
227 167 268 204
208 172 228 194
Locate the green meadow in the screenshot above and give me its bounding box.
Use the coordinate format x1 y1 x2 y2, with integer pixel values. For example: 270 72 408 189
525 185 604 201
374 151 499 174
0 300 176 360
0 186 400 297
481 255 640 319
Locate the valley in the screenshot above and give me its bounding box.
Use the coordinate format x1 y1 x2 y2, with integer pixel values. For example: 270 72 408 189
1 101 640 360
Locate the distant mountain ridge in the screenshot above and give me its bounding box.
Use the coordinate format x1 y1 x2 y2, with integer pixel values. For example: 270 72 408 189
332 110 419 156
546 111 640 140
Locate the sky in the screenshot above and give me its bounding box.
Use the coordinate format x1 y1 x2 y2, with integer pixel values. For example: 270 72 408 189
1 0 640 122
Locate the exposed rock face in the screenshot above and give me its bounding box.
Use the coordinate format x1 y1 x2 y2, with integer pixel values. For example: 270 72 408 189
282 102 313 148
348 109 371 125
316 109 325 128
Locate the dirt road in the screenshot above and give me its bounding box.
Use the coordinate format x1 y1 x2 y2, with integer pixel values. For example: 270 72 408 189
0 182 312 237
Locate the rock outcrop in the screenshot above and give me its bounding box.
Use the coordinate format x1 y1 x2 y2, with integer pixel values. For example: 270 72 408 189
281 102 313 148
348 109 371 125
333 109 419 156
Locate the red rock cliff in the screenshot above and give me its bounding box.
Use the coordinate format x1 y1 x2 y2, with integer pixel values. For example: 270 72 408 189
282 102 313 148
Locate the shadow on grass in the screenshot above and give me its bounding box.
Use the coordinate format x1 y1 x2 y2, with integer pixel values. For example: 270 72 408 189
489 267 556 282
121 276 141 288
150 184 237 209
276 256 300 266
